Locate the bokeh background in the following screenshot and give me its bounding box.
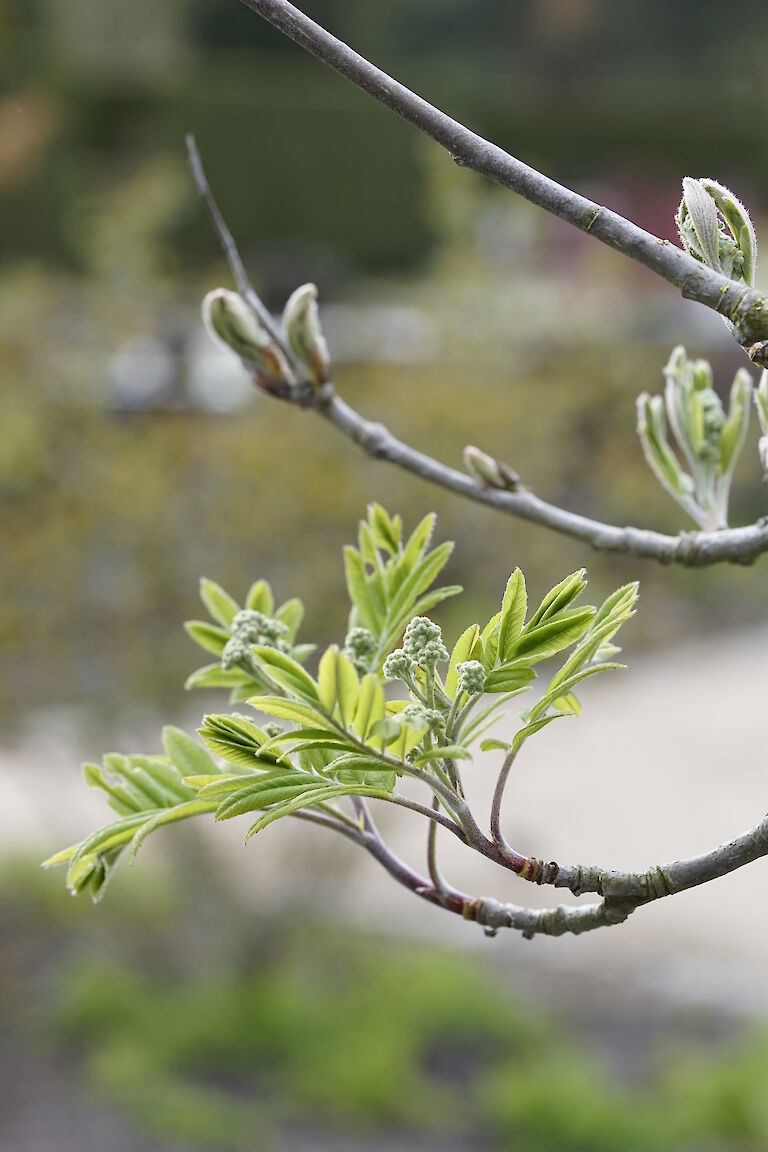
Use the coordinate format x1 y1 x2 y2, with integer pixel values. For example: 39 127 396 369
3 2 768 1149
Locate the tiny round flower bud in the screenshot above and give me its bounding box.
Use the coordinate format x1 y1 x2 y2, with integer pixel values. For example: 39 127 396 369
231 609 288 648
382 649 414 682
343 626 377 675
345 627 377 658
420 638 450 667
457 659 486 696
262 723 283 739
221 636 252 670
401 703 444 733
403 616 442 659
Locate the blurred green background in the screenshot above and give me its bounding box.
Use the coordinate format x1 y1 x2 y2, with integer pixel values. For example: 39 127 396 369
3 1 768 1149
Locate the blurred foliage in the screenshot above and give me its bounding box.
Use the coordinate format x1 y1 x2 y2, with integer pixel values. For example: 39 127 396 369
5 855 768 1151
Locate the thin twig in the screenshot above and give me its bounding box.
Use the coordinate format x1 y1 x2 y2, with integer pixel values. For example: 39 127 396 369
316 392 768 566
186 134 296 362
426 795 455 904
237 0 768 357
489 748 524 866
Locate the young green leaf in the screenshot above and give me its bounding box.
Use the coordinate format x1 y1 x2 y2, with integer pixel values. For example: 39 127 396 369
184 664 250 691
507 606 595 664
483 666 537 693
245 579 274 615
184 620 230 657
199 579 240 627
525 570 586 630
198 713 282 770
385 541 454 634
318 645 360 726
368 503 402 555
246 695 338 733
479 738 513 753
251 645 320 702
162 726 221 780
353 673 386 741
344 546 386 635
274 597 305 641
498 569 527 659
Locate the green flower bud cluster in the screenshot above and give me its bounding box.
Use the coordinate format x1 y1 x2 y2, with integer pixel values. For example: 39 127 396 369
221 635 255 671
403 617 449 668
400 703 445 734
232 609 288 647
262 723 284 739
343 627 377 675
637 346 752 530
456 659 486 696
382 648 415 682
221 610 290 672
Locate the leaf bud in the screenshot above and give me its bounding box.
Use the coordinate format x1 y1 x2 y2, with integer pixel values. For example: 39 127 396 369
202 289 292 386
676 177 757 285
463 446 520 490
282 283 331 386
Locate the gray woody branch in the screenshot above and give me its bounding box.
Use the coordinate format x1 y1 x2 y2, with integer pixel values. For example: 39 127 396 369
238 0 768 362
187 136 768 568
296 774 768 941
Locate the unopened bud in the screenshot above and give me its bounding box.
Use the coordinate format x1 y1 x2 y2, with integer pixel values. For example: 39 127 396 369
456 659 485 696
676 178 757 285
463 446 520 490
382 648 414 682
202 289 291 386
282 283 330 386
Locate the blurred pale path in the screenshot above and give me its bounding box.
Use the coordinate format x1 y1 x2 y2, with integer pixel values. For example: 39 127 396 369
6 625 767 1010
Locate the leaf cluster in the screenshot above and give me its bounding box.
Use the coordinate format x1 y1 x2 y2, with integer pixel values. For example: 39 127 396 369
44 507 637 901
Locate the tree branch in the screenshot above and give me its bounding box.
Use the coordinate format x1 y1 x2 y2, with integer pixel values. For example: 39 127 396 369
315 391 768 565
186 135 768 568
357 808 768 941
237 0 768 359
